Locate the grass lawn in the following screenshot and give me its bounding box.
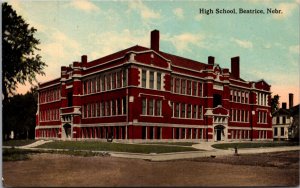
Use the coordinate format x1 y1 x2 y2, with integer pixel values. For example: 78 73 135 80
142 142 197 146
36 141 200 154
3 140 36 147
2 148 40 161
212 141 300 150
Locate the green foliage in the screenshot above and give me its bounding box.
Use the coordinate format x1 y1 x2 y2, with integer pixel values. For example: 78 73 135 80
212 141 300 150
271 94 280 114
37 141 200 153
2 2 46 99
3 88 38 140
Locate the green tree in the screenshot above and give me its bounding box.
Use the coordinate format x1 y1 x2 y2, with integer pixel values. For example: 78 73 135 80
3 87 38 140
271 94 280 114
2 2 46 99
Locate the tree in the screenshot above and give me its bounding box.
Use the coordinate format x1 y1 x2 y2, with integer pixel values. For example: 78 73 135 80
3 87 38 140
271 94 280 114
2 2 46 99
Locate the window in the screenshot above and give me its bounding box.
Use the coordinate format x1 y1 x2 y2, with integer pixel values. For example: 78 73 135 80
101 76 105 91
233 91 237 101
230 90 233 101
175 79 180 93
193 105 197 119
281 127 284 136
149 99 154 115
192 82 197 96
117 71 121 88
181 80 186 94
107 74 111 90
282 116 286 124
87 104 90 117
181 104 186 118
274 128 278 136
157 73 161 90
241 92 244 103
213 94 222 107
198 83 203 97
156 100 162 116
112 73 116 89
96 103 100 117
92 103 96 117
97 77 101 92
92 78 96 93
105 101 109 116
187 104 191 118
123 97 127 114
112 100 116 115
101 102 105 116
117 99 121 115
175 103 179 117
87 80 91 94
122 69 127 87
67 92 73 107
241 110 244 122
237 91 241 102
149 71 154 89
142 98 146 115
198 106 202 119
276 116 280 124
142 70 147 88
187 81 191 95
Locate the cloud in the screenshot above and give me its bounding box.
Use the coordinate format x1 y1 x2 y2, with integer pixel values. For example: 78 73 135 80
289 45 299 54
87 29 149 60
272 3 297 19
231 38 253 48
163 33 204 52
173 8 184 19
128 1 160 19
38 29 82 79
69 0 99 12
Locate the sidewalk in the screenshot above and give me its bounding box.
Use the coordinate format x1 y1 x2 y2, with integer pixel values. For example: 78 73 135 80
5 140 300 162
110 145 300 161
18 140 53 149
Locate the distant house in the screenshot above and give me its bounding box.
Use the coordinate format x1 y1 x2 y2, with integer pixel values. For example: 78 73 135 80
272 93 299 141
272 102 291 140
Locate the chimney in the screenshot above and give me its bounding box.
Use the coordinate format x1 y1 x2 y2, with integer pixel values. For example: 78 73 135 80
289 93 294 109
282 102 287 109
208 56 215 65
231 56 240 79
150 30 159 51
81 55 87 63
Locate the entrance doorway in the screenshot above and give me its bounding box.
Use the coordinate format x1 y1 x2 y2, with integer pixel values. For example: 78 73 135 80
63 123 71 139
216 129 222 141
214 125 225 141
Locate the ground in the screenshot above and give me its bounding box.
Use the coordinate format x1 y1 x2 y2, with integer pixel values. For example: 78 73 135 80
3 150 299 187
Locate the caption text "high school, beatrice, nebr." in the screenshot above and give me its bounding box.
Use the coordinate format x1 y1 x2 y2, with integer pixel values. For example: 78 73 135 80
199 8 282 15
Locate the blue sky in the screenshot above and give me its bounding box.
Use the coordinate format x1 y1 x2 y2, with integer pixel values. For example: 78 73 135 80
8 0 299 105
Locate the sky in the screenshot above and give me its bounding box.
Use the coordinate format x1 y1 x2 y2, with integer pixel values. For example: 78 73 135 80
7 0 300 106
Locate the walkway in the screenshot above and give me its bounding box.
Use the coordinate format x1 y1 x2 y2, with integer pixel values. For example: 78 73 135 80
18 140 53 149
6 140 300 162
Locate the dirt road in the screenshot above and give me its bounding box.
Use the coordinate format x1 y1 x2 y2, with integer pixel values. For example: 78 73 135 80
3 151 299 187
